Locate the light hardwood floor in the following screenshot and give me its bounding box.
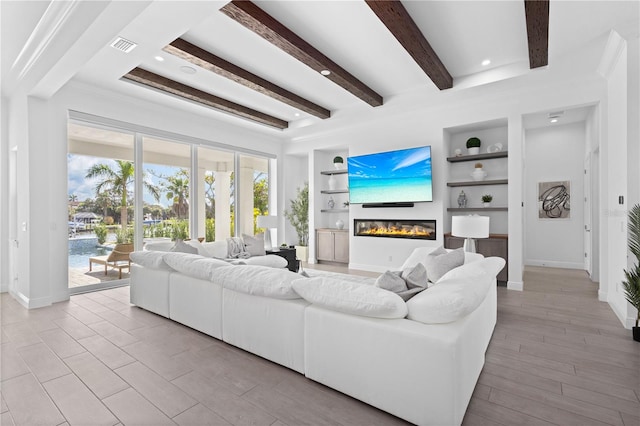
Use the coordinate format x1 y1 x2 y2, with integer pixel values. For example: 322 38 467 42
0 266 638 426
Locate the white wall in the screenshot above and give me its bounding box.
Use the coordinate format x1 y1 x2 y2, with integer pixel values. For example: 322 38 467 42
524 122 586 269
0 96 9 292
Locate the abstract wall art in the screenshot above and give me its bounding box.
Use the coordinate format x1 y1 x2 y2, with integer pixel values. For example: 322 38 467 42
538 180 571 219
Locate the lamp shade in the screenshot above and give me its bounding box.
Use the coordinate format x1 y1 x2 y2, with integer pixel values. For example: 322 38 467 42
451 215 490 239
256 215 278 229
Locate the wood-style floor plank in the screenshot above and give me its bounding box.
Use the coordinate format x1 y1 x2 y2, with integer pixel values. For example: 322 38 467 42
1 265 636 426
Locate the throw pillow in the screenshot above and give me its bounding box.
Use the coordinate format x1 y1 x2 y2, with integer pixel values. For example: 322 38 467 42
374 271 408 293
185 239 212 257
242 233 266 256
401 263 428 288
425 246 464 283
171 239 198 254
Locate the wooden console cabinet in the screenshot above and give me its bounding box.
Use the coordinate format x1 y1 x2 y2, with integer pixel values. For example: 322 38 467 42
444 234 508 283
316 228 349 264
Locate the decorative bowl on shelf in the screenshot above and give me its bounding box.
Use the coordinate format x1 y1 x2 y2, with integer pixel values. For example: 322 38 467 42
471 168 487 181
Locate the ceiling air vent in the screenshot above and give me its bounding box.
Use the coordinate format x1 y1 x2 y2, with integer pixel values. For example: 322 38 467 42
110 37 137 53
547 111 564 119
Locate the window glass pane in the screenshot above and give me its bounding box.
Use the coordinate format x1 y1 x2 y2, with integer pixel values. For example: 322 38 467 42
142 136 191 241
238 154 270 238
67 122 134 289
197 146 235 241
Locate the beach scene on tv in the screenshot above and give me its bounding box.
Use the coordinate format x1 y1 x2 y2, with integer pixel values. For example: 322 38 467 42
347 146 432 204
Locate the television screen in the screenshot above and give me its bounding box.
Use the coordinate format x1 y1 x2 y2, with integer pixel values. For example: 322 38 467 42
347 146 432 204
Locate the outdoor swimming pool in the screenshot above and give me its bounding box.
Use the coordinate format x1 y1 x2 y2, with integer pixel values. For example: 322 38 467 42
68 237 111 268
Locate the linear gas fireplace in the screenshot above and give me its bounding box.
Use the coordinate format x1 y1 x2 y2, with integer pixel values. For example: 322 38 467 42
354 219 436 240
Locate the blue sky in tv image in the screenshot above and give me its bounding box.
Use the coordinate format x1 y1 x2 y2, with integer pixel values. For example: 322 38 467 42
347 146 432 204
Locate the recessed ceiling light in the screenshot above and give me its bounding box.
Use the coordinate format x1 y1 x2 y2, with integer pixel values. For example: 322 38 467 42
481 59 491 66
320 70 331 76
550 118 558 123
294 113 300 117
180 66 196 75
154 55 164 62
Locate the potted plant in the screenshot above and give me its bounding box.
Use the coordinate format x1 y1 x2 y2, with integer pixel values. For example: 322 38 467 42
333 156 344 169
466 137 481 155
622 204 640 342
285 182 309 262
482 194 493 207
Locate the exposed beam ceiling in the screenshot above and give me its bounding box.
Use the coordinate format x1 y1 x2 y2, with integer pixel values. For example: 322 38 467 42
365 0 452 90
220 0 384 107
122 67 288 129
164 38 331 119
524 0 549 68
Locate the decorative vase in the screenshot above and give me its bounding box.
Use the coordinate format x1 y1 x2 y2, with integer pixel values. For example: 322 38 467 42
483 202 491 207
336 219 344 229
457 191 467 208
467 147 480 155
328 197 335 209
334 162 344 170
328 174 337 190
471 168 487 181
454 148 462 157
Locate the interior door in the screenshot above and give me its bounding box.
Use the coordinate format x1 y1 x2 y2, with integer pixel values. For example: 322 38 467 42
584 157 592 276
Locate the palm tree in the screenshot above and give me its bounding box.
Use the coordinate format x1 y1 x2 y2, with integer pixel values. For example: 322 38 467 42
86 160 160 227
163 169 190 219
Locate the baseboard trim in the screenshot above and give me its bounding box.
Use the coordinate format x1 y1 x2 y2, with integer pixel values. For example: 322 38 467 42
10 289 52 309
608 298 635 329
348 263 388 273
525 260 584 269
507 281 523 291
598 290 608 302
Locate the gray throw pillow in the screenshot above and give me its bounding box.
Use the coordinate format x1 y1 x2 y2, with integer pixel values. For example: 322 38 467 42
171 239 198 254
242 233 266 256
375 270 408 293
425 247 464 283
401 263 428 289
396 286 427 301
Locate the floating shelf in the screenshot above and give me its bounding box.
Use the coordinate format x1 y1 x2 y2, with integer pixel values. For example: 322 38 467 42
447 151 508 163
447 179 508 187
447 207 508 212
321 208 349 213
321 189 348 194
320 169 348 175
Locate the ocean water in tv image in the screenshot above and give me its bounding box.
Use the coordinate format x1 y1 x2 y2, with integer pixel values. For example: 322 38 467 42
348 146 432 204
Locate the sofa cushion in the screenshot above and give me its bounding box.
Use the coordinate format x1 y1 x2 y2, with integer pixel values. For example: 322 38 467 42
401 247 483 272
163 252 229 281
243 233 266 256
293 277 407 319
129 250 173 270
213 265 302 299
185 239 212 257
231 255 288 268
144 241 174 252
406 258 502 324
402 263 428 288
374 271 407 293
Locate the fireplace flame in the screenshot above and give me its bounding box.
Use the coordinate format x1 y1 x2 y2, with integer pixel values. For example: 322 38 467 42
357 225 432 238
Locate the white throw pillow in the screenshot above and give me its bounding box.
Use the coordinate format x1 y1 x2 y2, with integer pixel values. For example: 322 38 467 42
202 241 228 259
212 265 301 299
293 277 407 319
162 252 229 281
170 240 198 254
129 251 173 270
406 261 494 324
401 246 484 271
242 233 266 256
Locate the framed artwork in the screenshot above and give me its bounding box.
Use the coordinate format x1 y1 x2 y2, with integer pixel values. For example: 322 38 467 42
538 180 571 219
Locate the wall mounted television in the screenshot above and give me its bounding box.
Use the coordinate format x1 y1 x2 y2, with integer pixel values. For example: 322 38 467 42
347 145 432 205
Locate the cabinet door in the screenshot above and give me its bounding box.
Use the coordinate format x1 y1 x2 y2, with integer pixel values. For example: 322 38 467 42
477 238 508 282
333 231 349 263
316 230 334 261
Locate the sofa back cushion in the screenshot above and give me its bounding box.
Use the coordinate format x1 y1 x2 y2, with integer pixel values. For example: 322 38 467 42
293 277 408 319
202 240 229 259
163 252 230 281
406 257 505 324
130 250 173 270
213 265 302 299
144 241 175 252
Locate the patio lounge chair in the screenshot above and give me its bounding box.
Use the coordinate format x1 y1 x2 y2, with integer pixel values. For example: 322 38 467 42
89 243 134 279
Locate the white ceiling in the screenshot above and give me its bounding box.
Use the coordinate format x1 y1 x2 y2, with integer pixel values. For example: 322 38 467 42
2 1 638 137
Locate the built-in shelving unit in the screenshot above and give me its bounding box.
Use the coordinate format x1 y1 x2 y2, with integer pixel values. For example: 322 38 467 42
321 208 349 213
320 189 349 194
446 151 508 163
447 179 508 187
447 207 508 212
320 169 348 176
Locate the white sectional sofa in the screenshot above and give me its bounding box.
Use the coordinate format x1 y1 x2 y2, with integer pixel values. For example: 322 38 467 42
129 245 504 426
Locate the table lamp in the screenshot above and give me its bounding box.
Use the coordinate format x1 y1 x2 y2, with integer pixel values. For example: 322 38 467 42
451 215 490 253
256 215 278 250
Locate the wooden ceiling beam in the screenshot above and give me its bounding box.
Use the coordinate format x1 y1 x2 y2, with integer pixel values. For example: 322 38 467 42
164 38 331 119
524 0 549 68
123 67 288 129
220 0 383 107
365 0 452 90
